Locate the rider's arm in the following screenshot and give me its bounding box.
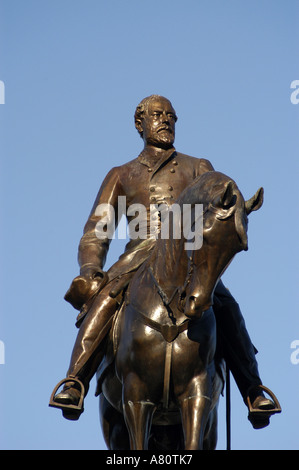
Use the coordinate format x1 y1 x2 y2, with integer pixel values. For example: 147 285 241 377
78 166 124 278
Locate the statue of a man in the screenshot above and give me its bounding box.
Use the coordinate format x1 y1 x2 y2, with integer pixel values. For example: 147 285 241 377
51 95 276 428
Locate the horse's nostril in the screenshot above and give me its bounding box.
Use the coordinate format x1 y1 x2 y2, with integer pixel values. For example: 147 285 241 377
188 296 198 310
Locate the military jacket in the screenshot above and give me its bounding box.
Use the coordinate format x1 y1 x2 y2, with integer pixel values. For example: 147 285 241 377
78 146 214 282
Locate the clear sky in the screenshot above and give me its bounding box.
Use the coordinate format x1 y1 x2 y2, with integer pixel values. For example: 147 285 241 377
0 0 298 450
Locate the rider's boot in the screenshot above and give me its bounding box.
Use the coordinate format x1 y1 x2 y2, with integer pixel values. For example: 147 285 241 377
50 290 119 420
213 281 280 429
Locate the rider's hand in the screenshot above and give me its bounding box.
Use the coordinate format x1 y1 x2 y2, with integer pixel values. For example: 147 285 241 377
80 264 105 281
65 265 107 310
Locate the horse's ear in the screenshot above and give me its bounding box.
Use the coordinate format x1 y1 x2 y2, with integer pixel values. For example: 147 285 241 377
213 181 237 220
219 181 236 208
245 187 264 214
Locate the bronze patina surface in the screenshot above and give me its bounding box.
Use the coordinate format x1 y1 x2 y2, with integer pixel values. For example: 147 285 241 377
50 95 280 449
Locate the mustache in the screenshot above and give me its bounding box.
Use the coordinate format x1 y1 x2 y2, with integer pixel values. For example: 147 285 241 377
157 125 173 134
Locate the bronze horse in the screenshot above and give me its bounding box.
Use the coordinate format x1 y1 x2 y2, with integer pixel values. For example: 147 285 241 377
97 171 264 450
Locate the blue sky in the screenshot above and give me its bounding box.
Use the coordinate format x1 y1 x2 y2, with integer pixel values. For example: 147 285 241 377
0 0 298 450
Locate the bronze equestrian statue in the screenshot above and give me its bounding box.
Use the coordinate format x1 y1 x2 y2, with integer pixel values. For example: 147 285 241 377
96 170 273 450
49 95 280 448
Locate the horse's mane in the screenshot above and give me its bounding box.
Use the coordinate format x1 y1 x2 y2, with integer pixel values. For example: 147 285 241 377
143 170 246 303
147 171 235 269
175 171 235 208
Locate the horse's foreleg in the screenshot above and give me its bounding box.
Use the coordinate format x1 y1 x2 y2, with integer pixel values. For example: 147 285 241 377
179 375 212 450
122 373 157 450
180 395 211 449
123 400 156 450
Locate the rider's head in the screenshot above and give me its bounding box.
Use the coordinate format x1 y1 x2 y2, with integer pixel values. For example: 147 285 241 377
134 95 177 150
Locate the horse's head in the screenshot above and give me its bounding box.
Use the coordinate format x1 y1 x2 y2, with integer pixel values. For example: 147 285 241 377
179 172 264 318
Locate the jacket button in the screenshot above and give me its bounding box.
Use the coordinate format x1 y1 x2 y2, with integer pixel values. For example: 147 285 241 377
148 168 152 172
173 160 178 165
150 186 155 192
170 168 175 173
168 186 173 191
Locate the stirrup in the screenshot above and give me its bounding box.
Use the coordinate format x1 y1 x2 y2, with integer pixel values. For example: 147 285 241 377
49 377 85 420
246 384 281 428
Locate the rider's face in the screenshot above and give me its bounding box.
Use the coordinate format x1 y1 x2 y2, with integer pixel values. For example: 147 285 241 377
141 98 176 149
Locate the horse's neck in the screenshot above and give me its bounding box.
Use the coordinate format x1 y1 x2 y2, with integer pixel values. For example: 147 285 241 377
150 236 189 294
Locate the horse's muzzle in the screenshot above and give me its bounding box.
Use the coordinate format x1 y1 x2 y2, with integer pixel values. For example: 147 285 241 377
183 293 211 318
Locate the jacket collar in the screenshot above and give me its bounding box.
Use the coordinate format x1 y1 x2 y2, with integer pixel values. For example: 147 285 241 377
138 146 177 177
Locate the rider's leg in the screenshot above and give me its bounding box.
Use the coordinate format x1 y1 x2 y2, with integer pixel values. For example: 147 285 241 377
67 292 117 384
52 283 119 415
213 280 276 428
